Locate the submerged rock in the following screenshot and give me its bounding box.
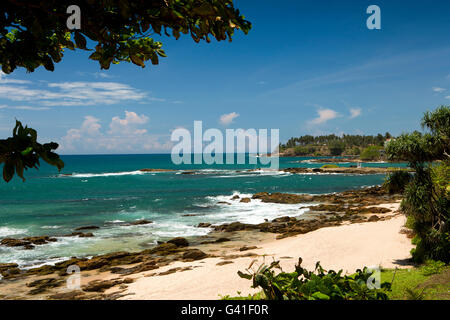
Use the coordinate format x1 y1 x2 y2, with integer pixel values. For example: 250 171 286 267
63 232 94 238
1 236 57 248
128 219 153 226
75 226 100 231
197 222 212 228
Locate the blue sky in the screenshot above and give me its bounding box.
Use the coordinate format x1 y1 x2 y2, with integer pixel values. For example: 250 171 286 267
1 0 450 154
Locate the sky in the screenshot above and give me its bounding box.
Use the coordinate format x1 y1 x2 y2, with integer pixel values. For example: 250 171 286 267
1 0 450 154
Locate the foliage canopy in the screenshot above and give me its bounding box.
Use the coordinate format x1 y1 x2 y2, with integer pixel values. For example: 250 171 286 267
0 121 64 182
1 0 251 73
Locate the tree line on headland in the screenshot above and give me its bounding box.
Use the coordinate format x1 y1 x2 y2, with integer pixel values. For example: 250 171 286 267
279 132 392 160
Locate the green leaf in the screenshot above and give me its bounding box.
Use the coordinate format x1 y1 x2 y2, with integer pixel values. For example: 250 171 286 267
311 292 330 300
237 271 252 280
130 55 145 67
21 147 33 156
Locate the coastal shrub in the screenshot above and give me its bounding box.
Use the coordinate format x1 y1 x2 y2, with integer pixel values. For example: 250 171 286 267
360 146 382 161
383 170 412 194
321 164 339 169
236 258 391 300
387 106 450 264
401 169 450 263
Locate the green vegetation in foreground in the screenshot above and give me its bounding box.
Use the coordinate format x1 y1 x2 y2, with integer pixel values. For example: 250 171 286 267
1 121 64 182
381 263 450 300
222 258 391 300
386 105 450 263
1 1 251 73
222 259 449 300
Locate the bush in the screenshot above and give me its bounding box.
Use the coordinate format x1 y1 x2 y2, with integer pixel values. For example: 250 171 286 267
401 162 450 263
360 146 382 161
236 258 391 300
383 170 412 194
385 106 450 265
421 260 446 276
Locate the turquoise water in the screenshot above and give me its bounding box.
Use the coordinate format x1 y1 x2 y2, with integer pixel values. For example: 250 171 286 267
0 154 407 267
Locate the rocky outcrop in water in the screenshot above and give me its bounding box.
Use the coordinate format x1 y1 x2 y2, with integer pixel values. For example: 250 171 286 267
283 167 412 175
1 236 57 249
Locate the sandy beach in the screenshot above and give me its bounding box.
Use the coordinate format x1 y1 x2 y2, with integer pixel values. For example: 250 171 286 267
117 203 413 300
0 196 415 300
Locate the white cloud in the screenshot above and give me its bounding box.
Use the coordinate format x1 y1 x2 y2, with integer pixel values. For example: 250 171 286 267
92 72 113 79
0 77 150 107
220 112 239 125
432 87 446 92
109 111 149 135
0 71 31 84
0 104 50 110
349 107 362 119
446 96 450 99
60 111 171 153
308 108 339 125
79 116 102 135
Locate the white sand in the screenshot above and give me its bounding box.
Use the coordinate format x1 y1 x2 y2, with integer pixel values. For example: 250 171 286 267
120 205 414 300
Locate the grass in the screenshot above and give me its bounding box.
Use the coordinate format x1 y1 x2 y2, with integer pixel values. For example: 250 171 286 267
381 263 450 300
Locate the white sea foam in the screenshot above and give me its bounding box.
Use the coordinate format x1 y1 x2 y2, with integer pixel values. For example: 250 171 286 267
0 226 27 237
151 222 211 238
105 220 125 224
67 170 145 178
202 191 311 225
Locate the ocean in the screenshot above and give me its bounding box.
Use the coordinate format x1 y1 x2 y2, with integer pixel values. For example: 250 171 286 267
0 154 406 268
